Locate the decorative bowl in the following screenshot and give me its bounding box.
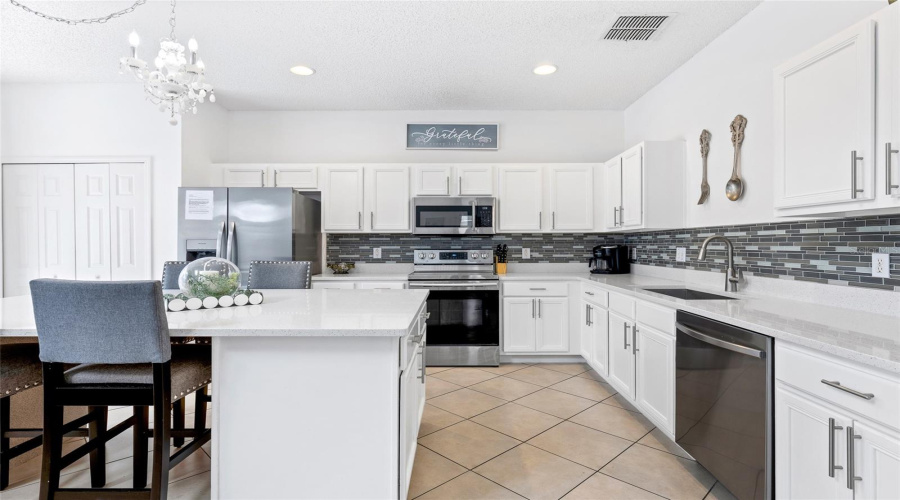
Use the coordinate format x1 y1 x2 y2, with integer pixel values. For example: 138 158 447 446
327 262 355 275
178 257 241 298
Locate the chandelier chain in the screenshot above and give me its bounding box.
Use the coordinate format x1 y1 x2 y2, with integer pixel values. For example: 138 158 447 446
168 0 176 40
7 0 147 25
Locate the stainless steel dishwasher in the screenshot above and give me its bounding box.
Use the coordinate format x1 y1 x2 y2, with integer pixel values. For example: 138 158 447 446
675 311 773 500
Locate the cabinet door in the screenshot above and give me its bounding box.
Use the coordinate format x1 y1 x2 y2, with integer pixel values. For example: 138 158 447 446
591 307 609 377
2 164 40 297
580 302 593 360
75 164 111 281
620 146 643 228
414 166 452 196
775 382 854 500
605 158 622 230
885 4 900 201
498 166 543 232
607 311 635 400
503 298 536 352
774 19 876 208
854 420 900 500
457 165 493 196
224 166 267 187
356 281 406 290
322 167 364 231
635 324 674 434
367 166 410 232
399 349 420 499
271 166 317 189
109 163 150 280
536 298 568 352
311 281 356 290
37 165 76 281
549 165 593 231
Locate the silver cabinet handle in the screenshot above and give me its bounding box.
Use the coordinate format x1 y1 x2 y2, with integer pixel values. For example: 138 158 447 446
537 299 542 319
446 176 450 194
538 211 542 229
529 287 546 291
274 170 279 187
585 291 594 296
821 380 874 400
458 176 462 195
588 305 593 326
215 221 225 258
585 304 590 326
633 325 638 354
613 207 618 226
552 212 556 230
624 324 631 350
532 298 535 319
619 206 624 225
847 426 862 490
358 212 362 230
828 418 844 478
261 170 266 187
370 212 374 229
887 142 899 195
419 343 426 383
851 151 864 199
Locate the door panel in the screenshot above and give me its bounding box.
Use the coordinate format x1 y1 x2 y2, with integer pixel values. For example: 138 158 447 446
580 302 592 360
591 307 609 377
550 166 593 231
37 165 75 281
503 298 536 352
536 297 568 352
75 164 111 281
635 325 674 434
498 166 542 231
368 167 410 232
271 166 317 189
415 166 451 196
855 420 900 500
605 158 622 230
458 165 493 196
323 167 364 231
2 165 40 296
621 146 643 228
224 166 267 187
608 311 635 400
110 163 149 280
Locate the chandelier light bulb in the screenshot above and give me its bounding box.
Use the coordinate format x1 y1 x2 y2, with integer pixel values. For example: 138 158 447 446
209 92 216 103
154 57 164 70
128 30 140 47
197 58 205 70
188 37 198 53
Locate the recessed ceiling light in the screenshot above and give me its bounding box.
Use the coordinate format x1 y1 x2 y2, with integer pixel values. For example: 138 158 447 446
290 65 315 76
533 64 557 76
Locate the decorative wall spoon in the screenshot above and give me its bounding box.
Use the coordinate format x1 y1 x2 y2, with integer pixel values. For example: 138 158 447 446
726 115 747 201
697 129 711 205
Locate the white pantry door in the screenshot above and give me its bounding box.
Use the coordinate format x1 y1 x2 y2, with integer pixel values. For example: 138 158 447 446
37 165 76 280
75 164 111 281
2 165 40 297
109 163 150 280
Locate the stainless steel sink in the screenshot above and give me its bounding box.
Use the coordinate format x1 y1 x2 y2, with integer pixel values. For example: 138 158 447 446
643 288 737 300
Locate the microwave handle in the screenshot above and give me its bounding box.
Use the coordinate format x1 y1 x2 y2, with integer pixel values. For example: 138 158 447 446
471 200 476 229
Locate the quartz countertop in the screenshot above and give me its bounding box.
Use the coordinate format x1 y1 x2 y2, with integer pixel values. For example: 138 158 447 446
312 274 411 281
0 289 428 338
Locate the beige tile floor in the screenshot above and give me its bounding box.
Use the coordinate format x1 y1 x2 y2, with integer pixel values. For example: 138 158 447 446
417 363 735 500
3 364 736 500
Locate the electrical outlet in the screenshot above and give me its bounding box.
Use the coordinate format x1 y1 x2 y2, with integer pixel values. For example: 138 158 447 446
522 248 531 259
676 247 687 262
631 248 637 260
872 253 890 278
373 247 382 259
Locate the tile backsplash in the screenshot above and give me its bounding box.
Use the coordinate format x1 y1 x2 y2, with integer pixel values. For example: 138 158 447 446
326 214 899 291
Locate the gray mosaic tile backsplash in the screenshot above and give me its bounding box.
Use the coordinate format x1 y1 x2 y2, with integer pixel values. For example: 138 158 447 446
327 214 900 291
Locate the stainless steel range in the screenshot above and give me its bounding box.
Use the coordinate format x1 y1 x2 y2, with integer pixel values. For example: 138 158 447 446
407 250 499 367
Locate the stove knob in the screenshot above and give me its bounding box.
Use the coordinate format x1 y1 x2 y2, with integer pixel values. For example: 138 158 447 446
470 252 478 259
481 253 488 259
418 252 425 259
428 253 436 259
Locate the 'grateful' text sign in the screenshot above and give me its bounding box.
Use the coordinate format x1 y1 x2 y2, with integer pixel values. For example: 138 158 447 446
406 124 499 150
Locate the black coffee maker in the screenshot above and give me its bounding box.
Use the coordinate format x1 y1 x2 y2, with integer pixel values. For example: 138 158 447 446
588 245 630 274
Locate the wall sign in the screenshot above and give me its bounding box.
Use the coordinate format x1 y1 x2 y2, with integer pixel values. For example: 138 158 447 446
406 124 499 150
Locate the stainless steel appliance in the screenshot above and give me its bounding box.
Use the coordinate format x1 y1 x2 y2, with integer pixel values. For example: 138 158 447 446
177 187 322 286
408 250 499 366
675 311 773 500
412 197 496 235
588 244 630 274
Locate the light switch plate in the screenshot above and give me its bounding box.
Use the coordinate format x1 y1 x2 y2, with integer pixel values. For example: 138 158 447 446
872 253 890 278
373 247 382 259
676 247 687 262
522 248 531 259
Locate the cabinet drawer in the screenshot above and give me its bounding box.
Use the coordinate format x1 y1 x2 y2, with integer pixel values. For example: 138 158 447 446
776 343 900 430
582 284 608 307
609 292 635 319
356 281 406 290
504 282 568 297
636 300 675 336
311 281 355 290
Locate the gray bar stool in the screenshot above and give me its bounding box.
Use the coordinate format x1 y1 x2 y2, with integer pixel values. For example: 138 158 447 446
247 260 312 289
30 279 211 500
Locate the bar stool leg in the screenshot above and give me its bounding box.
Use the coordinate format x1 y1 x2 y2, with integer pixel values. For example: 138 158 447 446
193 387 208 436
88 406 107 487
1 397 10 490
150 363 171 500
39 374 63 500
133 406 149 488
172 399 185 448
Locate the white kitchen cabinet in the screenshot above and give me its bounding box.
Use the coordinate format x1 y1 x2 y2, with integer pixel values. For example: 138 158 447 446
75 164 112 281
322 166 365 231
2 165 40 297
854 419 900 500
223 165 268 187
503 297 538 352
366 166 410 232
399 331 425 500
635 324 675 434
580 301 593 360
37 165 76 282
889 4 900 202
108 163 150 280
312 280 408 290
457 165 493 196
535 297 569 352
218 164 319 189
607 310 636 400
414 166 452 196
604 142 684 231
312 281 356 290
270 165 318 189
498 166 543 232
356 281 407 290
548 165 593 231
581 301 609 377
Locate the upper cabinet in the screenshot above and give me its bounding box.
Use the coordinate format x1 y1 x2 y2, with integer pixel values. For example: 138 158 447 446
323 165 410 233
223 165 267 187
548 165 593 231
497 164 599 233
498 165 543 231
218 164 319 189
604 142 685 232
774 4 900 216
413 165 494 196
322 166 365 232
270 165 318 189
366 166 410 232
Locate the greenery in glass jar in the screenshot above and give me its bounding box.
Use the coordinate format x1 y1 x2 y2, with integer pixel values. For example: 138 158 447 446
185 272 240 299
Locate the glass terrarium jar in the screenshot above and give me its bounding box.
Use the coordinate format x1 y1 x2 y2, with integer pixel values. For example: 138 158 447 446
178 257 241 298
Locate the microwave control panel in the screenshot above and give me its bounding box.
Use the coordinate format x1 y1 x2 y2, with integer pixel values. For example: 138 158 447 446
475 206 493 228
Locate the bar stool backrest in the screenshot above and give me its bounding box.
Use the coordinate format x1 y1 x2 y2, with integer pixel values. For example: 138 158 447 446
29 280 172 364
247 261 312 289
161 261 189 290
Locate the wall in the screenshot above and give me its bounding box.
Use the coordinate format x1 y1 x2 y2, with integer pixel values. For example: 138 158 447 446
0 83 183 279
181 101 229 186
623 0 885 229
224 110 623 164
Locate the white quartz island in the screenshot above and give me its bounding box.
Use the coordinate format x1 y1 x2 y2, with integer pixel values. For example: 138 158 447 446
0 289 430 499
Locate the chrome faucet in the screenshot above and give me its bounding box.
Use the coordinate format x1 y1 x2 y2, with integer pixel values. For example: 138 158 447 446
698 235 740 292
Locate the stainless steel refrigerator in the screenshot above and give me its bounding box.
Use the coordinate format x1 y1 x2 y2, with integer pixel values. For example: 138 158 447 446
177 187 322 286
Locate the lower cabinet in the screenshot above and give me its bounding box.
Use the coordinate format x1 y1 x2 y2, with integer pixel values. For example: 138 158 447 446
502 296 569 353
399 331 426 499
581 300 609 376
312 280 407 290
607 310 636 400
635 324 675 435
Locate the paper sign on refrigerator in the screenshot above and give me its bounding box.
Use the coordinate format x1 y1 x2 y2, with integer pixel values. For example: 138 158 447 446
184 190 215 220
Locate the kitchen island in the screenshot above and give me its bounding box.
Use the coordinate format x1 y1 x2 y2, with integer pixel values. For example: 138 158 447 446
0 288 430 500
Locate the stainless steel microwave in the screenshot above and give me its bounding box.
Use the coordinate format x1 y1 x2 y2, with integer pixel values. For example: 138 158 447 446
412 197 496 235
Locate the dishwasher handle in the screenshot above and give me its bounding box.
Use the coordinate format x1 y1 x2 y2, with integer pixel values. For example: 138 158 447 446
676 322 766 359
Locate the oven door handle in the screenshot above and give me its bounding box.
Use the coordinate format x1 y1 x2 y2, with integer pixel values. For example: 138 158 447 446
409 282 499 289
676 322 765 359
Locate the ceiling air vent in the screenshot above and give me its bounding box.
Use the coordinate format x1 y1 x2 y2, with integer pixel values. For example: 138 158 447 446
604 15 670 41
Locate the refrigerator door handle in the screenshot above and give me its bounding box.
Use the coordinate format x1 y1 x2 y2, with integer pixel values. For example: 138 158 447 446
226 221 236 262
215 221 226 258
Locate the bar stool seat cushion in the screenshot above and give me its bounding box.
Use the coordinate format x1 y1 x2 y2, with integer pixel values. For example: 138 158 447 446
0 343 42 397
63 345 210 402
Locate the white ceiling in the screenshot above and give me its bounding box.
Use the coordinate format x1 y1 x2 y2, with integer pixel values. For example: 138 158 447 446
1 1 760 111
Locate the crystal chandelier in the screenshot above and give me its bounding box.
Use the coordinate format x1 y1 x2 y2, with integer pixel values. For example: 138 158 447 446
119 0 215 125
